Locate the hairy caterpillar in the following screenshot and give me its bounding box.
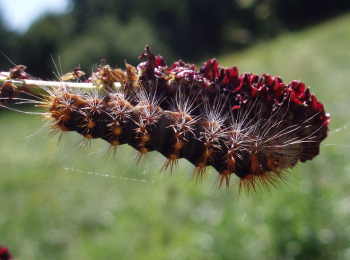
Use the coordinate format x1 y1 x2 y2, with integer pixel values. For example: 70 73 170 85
0 46 330 194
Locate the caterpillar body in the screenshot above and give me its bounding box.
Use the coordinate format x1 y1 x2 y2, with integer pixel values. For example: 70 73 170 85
0 46 330 194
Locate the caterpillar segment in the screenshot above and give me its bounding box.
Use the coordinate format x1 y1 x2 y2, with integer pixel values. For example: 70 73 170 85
42 88 314 193
0 45 330 194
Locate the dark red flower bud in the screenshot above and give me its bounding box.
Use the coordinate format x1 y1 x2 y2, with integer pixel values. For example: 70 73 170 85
9 65 29 79
200 59 219 80
0 245 13 260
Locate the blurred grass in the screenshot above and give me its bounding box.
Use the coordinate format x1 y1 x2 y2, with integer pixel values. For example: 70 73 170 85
1 13 350 260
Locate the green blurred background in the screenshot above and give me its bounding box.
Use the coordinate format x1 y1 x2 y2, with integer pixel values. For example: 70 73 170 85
1 1 350 259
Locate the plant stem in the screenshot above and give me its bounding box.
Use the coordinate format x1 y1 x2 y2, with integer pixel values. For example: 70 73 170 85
0 75 122 94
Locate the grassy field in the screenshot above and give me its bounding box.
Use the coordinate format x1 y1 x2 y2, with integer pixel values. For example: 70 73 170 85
1 13 350 260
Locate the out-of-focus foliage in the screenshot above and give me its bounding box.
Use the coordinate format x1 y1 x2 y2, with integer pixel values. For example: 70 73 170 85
274 0 350 29
1 1 350 259
1 13 350 259
0 20 21 70
1 0 350 79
